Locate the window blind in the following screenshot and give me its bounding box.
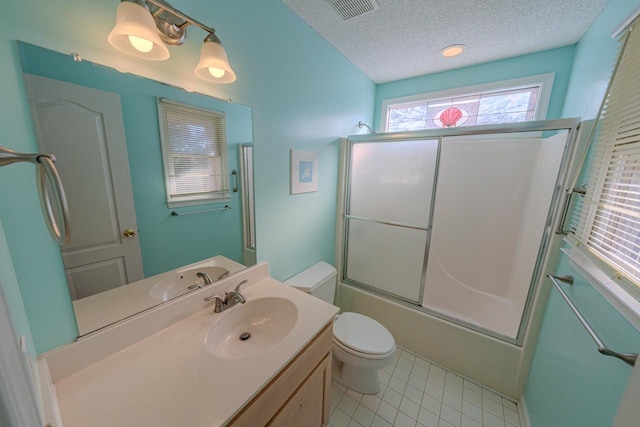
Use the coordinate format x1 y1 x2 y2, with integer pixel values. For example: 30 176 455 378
158 98 229 206
573 18 640 286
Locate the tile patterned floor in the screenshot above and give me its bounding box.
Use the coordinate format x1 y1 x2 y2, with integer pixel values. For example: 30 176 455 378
329 347 521 427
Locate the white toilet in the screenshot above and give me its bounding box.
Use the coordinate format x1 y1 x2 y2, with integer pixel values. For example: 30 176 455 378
285 262 396 394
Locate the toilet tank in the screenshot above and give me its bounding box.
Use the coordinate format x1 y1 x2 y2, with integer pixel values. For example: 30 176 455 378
284 261 337 304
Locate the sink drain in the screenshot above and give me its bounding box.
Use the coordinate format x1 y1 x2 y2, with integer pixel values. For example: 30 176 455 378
239 332 251 341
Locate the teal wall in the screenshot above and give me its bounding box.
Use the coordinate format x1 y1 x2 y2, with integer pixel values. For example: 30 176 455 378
0 34 78 353
525 1 640 426
374 45 577 130
525 255 640 426
219 2 376 281
0 221 37 360
0 0 375 353
18 42 252 277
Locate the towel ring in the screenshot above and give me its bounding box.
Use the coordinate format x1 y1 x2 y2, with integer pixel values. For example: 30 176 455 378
0 146 71 245
36 155 70 244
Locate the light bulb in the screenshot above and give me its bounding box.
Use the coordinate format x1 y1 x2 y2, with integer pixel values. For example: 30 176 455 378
128 35 153 53
208 67 226 78
440 44 466 57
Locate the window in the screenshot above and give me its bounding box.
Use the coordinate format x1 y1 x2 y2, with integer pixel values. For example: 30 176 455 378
157 98 229 207
573 16 640 289
381 74 554 132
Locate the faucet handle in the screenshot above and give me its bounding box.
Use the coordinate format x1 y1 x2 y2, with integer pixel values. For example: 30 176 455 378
204 294 226 313
234 279 248 292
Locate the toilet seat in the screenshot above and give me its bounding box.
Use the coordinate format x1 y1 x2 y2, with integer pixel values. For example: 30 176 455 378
333 312 395 357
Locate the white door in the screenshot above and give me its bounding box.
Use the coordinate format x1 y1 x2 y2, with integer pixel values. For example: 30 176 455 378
24 74 143 299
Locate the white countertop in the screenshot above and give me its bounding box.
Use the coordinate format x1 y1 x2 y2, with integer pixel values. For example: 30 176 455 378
51 272 338 427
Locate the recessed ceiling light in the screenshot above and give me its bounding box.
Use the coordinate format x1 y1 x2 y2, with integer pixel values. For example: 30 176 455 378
440 44 466 57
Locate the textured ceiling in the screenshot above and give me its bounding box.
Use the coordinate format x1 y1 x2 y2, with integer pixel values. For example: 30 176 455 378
282 0 610 83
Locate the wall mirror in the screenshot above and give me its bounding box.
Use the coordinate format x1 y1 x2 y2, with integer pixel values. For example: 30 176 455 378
17 42 256 337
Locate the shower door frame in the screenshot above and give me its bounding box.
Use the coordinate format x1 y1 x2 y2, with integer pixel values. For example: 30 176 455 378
340 118 581 346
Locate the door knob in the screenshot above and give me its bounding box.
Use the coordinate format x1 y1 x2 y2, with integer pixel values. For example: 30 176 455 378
123 228 136 238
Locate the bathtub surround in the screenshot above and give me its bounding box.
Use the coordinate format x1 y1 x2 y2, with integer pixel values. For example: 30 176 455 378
421 131 568 340
336 120 578 398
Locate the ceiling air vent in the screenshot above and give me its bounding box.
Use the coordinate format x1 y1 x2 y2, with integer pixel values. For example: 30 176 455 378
326 0 380 21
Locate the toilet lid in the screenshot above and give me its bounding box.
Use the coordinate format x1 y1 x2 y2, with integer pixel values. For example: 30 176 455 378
333 312 395 355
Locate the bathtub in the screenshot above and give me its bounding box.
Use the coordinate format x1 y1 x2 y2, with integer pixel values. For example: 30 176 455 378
335 278 554 399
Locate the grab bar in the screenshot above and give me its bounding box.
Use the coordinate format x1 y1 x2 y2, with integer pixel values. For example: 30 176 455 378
170 205 230 216
0 146 70 245
548 274 638 367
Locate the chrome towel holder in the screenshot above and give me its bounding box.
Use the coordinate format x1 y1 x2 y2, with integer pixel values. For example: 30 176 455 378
0 146 70 245
170 205 230 216
548 274 638 367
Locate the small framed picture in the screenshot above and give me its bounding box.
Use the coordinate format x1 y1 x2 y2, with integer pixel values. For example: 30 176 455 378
290 150 318 194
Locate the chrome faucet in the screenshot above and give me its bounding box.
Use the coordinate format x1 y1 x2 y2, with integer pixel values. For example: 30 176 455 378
204 280 249 313
188 271 214 291
204 295 226 313
224 280 248 308
196 271 213 286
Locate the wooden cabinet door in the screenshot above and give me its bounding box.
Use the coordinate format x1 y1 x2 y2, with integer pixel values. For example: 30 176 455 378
269 354 331 427
228 325 333 427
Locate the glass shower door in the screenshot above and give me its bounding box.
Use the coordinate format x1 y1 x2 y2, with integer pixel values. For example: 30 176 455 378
340 120 579 344
421 131 570 339
344 138 439 303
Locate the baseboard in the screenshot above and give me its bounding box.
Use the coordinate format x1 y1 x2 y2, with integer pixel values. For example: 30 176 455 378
518 394 532 427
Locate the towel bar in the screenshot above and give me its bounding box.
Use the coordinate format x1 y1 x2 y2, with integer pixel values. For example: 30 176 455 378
548 274 637 367
170 205 230 216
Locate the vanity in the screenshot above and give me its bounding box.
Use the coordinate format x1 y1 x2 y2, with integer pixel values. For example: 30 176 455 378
38 262 339 427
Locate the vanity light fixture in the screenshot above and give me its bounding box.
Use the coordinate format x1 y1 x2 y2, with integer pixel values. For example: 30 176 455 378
440 44 466 57
108 0 236 83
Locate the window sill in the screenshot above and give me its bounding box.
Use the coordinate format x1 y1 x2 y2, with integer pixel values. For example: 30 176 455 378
562 237 640 332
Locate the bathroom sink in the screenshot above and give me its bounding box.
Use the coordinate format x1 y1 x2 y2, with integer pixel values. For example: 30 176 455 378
149 266 230 302
205 297 298 359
